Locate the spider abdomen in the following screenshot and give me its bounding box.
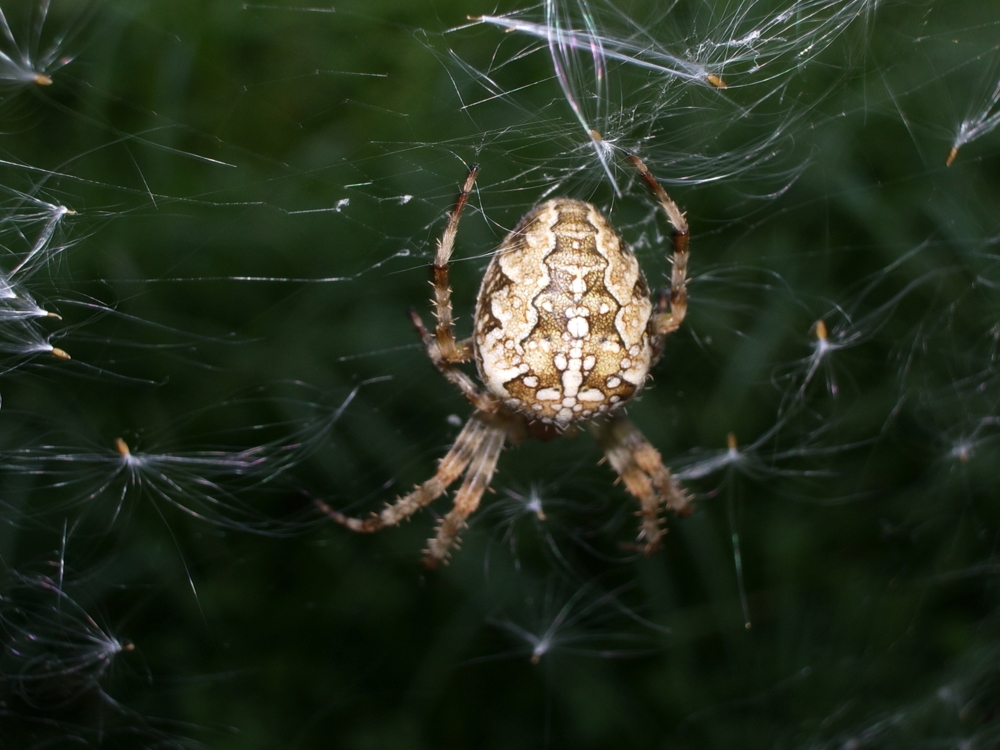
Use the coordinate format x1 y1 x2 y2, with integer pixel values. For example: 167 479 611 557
474 198 654 425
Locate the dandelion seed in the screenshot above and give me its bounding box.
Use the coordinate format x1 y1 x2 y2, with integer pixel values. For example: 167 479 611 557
525 491 546 521
943 417 1000 467
677 430 748 481
0 382 377 533
947 76 1000 165
469 0 878 192
485 579 668 666
949 440 972 464
814 318 828 343
0 190 77 373
0 2 93 91
0 317 69 362
0 565 132 709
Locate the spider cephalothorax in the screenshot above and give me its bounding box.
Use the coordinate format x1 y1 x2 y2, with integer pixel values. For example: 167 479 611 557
324 156 692 567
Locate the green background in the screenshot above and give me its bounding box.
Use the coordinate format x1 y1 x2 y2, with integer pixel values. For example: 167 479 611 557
1 0 998 748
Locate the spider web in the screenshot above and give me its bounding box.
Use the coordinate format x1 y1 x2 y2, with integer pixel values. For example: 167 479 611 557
0 0 999 748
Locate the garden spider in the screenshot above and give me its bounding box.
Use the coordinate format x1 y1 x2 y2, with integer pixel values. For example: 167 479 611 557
324 155 692 567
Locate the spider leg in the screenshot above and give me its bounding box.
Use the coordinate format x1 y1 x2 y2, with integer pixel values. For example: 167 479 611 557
319 413 502 534
410 166 498 413
424 417 506 568
628 154 689 359
409 308 498 414
592 414 692 554
431 165 479 363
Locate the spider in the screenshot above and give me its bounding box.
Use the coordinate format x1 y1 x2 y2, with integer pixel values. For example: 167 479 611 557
325 155 692 567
